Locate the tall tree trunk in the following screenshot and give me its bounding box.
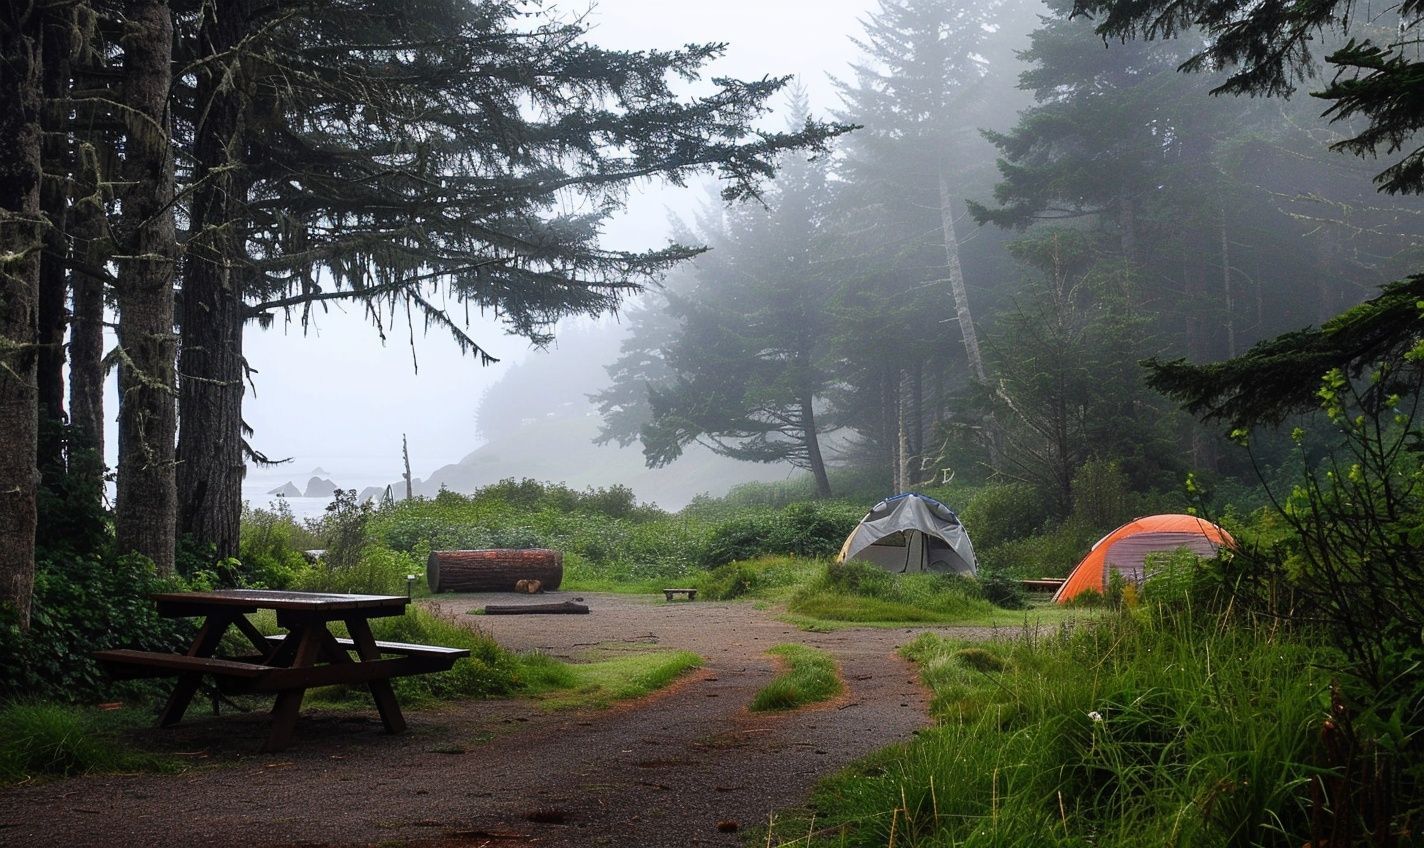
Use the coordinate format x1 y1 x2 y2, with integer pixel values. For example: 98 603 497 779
799 391 831 498
68 139 108 481
0 5 44 628
113 0 177 574
176 0 252 559
35 9 72 483
936 168 987 383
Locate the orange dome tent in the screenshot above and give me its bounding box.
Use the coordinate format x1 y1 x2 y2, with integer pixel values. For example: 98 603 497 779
1053 514 1235 604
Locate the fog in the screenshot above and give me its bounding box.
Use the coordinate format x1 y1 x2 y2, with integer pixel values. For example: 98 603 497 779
97 0 1417 519
226 0 888 515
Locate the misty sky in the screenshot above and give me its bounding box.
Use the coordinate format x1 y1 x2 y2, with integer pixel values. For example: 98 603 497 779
187 0 881 493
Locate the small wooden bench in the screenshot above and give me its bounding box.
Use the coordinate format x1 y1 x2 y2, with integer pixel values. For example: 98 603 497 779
662 588 697 601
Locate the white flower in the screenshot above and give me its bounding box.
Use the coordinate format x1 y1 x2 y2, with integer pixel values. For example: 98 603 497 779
1087 711 1104 723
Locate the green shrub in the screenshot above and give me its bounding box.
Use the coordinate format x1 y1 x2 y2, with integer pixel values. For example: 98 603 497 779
0 554 194 702
295 544 423 596
977 521 1097 578
697 562 758 600
237 502 314 588
699 512 780 567
977 568 1029 610
962 483 1050 549
698 503 859 568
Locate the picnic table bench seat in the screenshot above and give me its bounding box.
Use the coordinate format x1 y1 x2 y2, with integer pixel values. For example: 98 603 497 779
261 634 468 660
95 648 274 679
662 588 697 601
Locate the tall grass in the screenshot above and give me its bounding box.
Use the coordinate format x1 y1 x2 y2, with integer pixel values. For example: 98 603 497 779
774 607 1325 847
0 703 172 784
786 561 999 624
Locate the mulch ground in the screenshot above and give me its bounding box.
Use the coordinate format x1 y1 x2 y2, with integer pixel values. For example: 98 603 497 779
0 593 1013 848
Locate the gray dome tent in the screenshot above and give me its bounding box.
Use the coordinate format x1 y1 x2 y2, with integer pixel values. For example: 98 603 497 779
836 493 977 576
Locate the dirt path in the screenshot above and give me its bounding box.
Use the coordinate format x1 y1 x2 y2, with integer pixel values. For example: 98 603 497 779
0 593 1010 847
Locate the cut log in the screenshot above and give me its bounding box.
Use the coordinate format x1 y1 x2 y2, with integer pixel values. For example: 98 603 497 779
483 601 589 615
427 549 564 593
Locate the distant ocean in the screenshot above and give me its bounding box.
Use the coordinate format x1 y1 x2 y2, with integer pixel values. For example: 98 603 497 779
243 462 403 521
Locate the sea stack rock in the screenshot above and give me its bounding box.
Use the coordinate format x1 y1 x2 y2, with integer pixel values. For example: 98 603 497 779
304 476 339 498
268 481 301 497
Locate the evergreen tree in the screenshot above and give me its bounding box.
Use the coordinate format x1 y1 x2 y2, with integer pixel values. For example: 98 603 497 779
828 0 1032 483
834 0 1018 382
634 123 839 496
167 0 848 558
985 230 1177 510
1073 0 1424 195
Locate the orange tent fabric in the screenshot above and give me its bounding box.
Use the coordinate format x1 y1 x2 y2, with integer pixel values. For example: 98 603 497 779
1053 514 1235 604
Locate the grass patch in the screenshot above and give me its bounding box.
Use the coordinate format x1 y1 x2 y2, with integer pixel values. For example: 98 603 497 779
767 606 1327 847
526 650 701 710
750 644 842 712
250 606 695 713
784 561 999 626
0 703 175 785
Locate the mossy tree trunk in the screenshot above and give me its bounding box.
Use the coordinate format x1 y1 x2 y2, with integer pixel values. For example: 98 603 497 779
177 0 252 559
0 3 44 627
113 0 177 574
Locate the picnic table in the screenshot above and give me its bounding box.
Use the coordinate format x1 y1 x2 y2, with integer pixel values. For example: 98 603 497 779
95 589 469 751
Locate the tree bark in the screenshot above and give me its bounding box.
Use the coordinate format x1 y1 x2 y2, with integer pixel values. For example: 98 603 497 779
177 0 253 560
426 549 564 593
0 5 44 628
35 8 73 482
113 0 178 574
936 168 987 384
799 390 831 498
68 139 108 477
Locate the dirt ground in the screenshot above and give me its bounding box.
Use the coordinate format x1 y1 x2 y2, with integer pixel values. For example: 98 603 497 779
0 593 1014 848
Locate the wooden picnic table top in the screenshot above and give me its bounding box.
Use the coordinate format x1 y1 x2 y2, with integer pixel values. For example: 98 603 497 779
150 589 408 613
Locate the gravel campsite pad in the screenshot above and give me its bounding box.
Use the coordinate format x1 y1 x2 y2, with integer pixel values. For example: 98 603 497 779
0 593 1010 847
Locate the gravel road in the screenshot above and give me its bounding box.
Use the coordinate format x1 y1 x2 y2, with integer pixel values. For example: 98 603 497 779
0 593 1014 847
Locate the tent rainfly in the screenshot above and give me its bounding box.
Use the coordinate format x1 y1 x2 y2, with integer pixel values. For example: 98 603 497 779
1053 514 1235 604
837 493 977 576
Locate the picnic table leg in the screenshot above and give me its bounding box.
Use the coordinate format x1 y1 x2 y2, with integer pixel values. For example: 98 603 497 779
345 617 407 734
159 612 234 727
262 625 322 752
